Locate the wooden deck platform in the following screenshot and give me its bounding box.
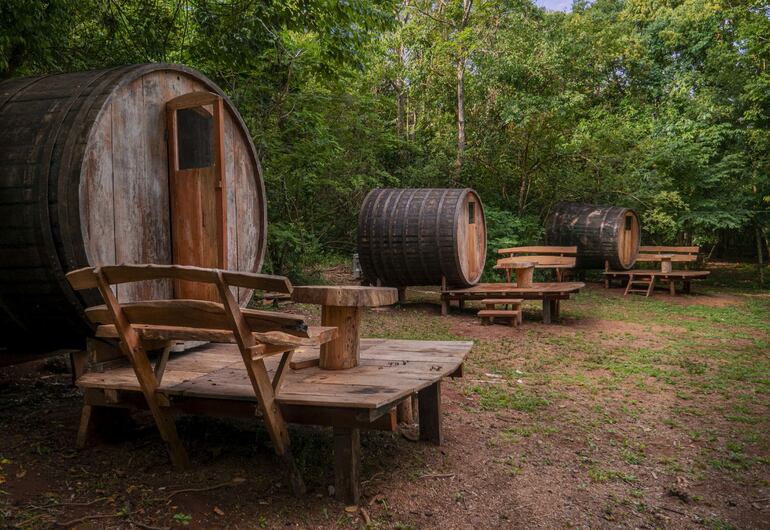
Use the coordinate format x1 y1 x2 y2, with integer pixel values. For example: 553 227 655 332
441 282 585 323
603 269 710 295
78 338 470 423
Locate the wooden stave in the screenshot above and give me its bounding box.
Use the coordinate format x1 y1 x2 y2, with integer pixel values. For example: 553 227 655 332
357 188 484 287
545 202 640 270
0 64 267 352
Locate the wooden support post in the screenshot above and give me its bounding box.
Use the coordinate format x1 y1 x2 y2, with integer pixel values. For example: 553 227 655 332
458 298 465 310
333 427 361 505
320 305 361 370
418 381 442 445
684 280 691 294
397 287 407 304
542 298 552 324
551 299 559 320
70 350 88 386
76 405 94 449
440 276 449 316
397 396 414 424
669 280 676 296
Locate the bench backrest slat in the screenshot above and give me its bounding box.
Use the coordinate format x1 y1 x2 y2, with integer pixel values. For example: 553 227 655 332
496 255 576 267
639 246 699 254
636 245 699 264
85 300 308 336
497 245 577 256
67 264 292 294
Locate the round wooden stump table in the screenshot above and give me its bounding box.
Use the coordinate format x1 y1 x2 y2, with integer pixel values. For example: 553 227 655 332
291 286 397 370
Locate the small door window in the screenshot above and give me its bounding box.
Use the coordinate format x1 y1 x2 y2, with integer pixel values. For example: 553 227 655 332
176 107 213 170
468 202 476 225
625 215 632 231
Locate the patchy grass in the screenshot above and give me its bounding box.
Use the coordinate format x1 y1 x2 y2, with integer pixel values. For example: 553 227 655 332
0 263 768 529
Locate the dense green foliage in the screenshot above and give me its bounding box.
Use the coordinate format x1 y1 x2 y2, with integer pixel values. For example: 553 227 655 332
2 0 769 276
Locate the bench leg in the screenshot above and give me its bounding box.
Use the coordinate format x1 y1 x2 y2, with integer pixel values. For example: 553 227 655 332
333 427 361 505
669 280 676 296
542 299 552 324
458 299 465 310
418 381 442 445
684 281 691 294
76 405 95 449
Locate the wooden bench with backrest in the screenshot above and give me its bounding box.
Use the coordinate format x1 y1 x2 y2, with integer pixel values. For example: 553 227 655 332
66 264 338 496
635 246 700 268
495 246 578 282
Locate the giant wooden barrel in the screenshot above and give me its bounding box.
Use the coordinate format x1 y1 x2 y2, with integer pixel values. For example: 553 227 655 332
357 188 487 287
545 202 640 270
0 64 266 353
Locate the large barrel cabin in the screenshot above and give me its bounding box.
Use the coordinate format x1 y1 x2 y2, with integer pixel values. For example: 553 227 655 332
545 202 640 270
0 64 266 354
357 188 487 288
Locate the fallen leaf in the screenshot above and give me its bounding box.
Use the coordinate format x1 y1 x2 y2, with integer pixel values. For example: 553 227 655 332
344 505 358 513
213 506 225 516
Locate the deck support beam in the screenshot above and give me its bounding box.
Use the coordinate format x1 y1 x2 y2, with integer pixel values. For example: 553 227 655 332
333 427 361 505
418 381 442 445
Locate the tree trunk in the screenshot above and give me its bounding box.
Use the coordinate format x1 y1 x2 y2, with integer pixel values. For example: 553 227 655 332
756 223 765 287
455 58 466 180
453 0 472 182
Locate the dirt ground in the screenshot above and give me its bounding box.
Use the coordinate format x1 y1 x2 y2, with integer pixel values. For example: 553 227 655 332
0 264 768 529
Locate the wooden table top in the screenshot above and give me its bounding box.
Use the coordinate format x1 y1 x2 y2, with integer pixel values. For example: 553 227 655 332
292 286 397 307
496 255 575 268
77 338 472 410
444 282 585 295
494 260 536 270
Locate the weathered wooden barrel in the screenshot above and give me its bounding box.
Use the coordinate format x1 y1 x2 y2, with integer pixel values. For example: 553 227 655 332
357 188 487 287
0 64 266 353
545 202 640 270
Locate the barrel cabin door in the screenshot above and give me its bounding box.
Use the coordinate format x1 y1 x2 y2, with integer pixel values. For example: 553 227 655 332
166 92 227 300
620 210 640 269
458 195 483 283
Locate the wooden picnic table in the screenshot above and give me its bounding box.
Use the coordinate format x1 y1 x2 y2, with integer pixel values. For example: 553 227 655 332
442 282 585 323
292 286 397 370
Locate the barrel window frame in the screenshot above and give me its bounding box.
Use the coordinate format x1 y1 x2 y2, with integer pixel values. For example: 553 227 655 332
468 202 476 225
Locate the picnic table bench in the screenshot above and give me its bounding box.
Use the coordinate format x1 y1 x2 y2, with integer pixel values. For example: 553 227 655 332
67 264 472 504
495 246 577 282
442 282 584 323
604 246 709 296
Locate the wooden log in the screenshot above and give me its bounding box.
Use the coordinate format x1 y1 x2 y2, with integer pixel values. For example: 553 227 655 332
320 306 361 370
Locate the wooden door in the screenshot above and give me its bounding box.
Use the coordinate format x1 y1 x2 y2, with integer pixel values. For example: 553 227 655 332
465 199 479 279
166 92 227 300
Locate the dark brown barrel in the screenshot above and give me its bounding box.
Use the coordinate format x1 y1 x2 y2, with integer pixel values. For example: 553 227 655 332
357 188 487 287
545 202 640 270
0 64 266 354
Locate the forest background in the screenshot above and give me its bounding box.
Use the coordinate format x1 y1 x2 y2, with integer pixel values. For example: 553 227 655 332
2 0 769 281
